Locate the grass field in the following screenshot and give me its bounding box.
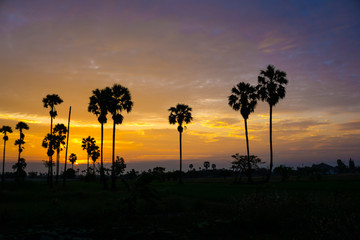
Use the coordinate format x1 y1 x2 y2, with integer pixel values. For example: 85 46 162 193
1 175 360 239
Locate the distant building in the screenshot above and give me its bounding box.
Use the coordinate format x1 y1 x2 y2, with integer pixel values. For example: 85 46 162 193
312 163 336 175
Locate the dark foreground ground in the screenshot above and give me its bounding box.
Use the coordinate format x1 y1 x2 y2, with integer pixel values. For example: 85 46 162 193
1 175 360 240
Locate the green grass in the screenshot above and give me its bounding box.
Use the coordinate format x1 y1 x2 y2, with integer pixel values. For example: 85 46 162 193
1 176 360 239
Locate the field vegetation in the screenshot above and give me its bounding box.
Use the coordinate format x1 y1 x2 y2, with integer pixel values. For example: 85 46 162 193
1 174 359 239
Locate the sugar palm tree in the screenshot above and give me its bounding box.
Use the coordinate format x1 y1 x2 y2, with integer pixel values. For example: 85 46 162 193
88 88 111 188
82 136 96 175
42 94 63 135
42 133 56 187
90 145 100 175
108 84 133 189
228 82 258 183
14 122 29 179
168 104 193 184
53 123 67 183
42 94 63 186
1 126 12 183
69 153 77 169
257 65 288 182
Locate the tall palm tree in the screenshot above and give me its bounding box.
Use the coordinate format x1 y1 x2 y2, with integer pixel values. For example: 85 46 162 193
228 82 258 183
257 65 288 182
42 94 63 135
82 136 96 175
42 94 63 186
69 153 77 169
53 124 67 184
42 133 56 187
108 84 133 189
168 104 193 184
88 88 111 188
14 122 29 179
1 126 12 183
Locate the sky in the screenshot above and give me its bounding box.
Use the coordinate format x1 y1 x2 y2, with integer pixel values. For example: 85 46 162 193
0 0 359 172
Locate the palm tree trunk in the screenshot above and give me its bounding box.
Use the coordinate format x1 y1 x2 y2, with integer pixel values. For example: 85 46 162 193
2 140 6 183
63 106 71 186
244 119 252 183
179 130 183 184
111 121 116 189
17 141 21 179
100 123 107 189
49 113 53 188
87 153 89 175
56 151 59 184
266 105 273 182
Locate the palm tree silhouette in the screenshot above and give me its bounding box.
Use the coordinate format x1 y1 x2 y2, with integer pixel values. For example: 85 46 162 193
228 82 258 183
108 84 133 189
1 126 12 183
257 65 288 182
42 94 63 187
90 145 100 175
88 88 111 188
69 153 77 169
168 104 193 184
82 136 96 175
53 123 67 184
42 133 56 186
14 122 29 180
42 94 63 134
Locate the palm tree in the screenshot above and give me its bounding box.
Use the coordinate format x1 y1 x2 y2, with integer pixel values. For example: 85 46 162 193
88 88 111 188
42 133 56 187
257 65 288 182
14 122 29 179
53 124 67 183
228 82 258 183
90 145 100 175
69 153 77 169
42 94 63 135
108 84 133 189
168 104 193 184
42 94 63 186
1 126 12 183
82 136 96 175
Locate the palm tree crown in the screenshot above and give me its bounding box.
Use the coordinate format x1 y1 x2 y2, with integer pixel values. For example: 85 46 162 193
0 126 13 141
108 84 133 124
82 136 96 155
257 65 288 106
42 94 63 119
168 104 193 132
228 82 258 120
88 88 111 124
15 122 29 139
53 124 67 152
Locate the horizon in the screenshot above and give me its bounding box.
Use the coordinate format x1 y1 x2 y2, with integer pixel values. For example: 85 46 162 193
1 0 359 172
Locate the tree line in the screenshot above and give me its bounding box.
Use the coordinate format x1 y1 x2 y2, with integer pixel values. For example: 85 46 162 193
1 64 290 186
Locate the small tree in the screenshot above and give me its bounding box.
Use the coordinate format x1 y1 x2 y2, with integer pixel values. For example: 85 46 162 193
336 159 347 174
12 158 27 179
211 163 216 170
231 154 263 183
203 161 210 170
69 153 77 169
114 156 127 177
189 164 194 171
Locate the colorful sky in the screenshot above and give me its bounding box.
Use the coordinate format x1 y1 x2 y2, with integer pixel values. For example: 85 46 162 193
0 0 359 172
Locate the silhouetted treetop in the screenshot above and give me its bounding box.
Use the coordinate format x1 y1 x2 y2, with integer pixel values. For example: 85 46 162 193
257 65 288 106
